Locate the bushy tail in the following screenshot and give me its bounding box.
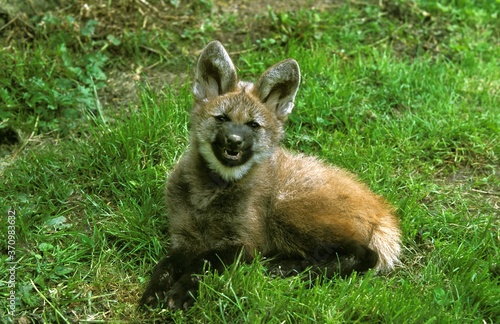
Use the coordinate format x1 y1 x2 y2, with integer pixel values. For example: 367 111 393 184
369 216 401 272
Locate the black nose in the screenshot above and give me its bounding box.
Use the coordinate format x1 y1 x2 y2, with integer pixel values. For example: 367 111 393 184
226 134 243 150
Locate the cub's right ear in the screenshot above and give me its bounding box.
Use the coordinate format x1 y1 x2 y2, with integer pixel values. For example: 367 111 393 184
194 41 238 101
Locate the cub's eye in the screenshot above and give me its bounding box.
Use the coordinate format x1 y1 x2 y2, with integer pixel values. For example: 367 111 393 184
247 121 261 129
214 115 229 122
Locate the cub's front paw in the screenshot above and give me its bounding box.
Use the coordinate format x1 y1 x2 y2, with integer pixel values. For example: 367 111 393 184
139 272 173 309
140 289 166 310
140 274 199 311
165 278 198 311
139 257 175 310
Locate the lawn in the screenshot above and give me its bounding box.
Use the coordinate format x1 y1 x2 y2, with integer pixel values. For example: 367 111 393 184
1 0 499 322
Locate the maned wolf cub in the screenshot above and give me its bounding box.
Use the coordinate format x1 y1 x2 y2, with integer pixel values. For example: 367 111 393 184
140 41 401 310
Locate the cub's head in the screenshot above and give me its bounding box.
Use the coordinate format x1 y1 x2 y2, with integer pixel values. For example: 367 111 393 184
190 41 300 181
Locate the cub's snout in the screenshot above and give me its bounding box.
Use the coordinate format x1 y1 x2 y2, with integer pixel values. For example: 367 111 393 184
212 121 254 166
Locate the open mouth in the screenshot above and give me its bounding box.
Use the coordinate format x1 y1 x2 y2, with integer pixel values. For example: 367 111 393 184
222 149 242 161
211 142 251 167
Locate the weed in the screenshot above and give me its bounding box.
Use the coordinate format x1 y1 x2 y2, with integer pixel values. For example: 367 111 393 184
1 15 110 137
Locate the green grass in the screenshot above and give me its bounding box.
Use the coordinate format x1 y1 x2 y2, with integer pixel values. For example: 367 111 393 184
1 0 499 322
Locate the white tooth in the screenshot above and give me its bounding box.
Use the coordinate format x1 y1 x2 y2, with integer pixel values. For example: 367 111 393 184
224 150 241 160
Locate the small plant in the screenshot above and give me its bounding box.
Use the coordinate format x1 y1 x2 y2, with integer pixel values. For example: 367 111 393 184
0 15 111 137
257 7 324 48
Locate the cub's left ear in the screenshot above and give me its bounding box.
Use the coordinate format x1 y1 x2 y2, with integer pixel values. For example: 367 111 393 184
253 59 301 121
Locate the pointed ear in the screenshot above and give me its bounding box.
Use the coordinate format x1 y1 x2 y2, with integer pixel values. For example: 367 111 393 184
193 41 238 101
253 59 300 121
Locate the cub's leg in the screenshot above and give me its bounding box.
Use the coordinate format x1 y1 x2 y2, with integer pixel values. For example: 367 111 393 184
139 245 245 310
267 240 378 280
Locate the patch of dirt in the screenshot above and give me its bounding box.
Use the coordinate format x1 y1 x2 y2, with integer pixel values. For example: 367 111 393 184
68 1 338 111
435 166 500 220
1 0 339 112
75 0 337 106
100 68 184 110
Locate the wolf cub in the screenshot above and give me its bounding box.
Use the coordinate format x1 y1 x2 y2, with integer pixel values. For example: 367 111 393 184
140 41 401 310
